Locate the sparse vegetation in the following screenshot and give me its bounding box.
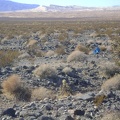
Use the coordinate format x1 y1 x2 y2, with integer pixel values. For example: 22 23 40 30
94 94 106 108
100 62 120 78
32 87 55 100
67 51 87 62
33 64 56 78
75 44 89 54
101 111 120 120
0 50 19 67
101 74 120 91
1 74 31 101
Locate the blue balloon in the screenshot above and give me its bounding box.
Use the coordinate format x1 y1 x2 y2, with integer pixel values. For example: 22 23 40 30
93 47 100 54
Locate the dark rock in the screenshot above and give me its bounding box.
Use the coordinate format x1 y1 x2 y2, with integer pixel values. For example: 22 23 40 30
74 109 85 116
44 104 53 111
39 115 55 120
2 108 16 117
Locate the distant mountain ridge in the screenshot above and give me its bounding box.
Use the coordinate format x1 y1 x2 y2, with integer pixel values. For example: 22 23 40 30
0 0 39 11
0 0 120 12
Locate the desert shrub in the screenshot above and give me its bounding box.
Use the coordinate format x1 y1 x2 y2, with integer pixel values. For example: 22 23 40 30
1 74 31 101
0 50 19 67
67 51 87 62
112 38 120 66
93 94 106 107
75 44 89 54
27 45 44 57
62 67 73 75
100 62 120 78
101 74 120 91
55 46 66 55
100 45 107 51
58 32 68 41
32 87 55 100
101 111 120 120
90 32 98 38
45 50 55 57
26 39 37 47
33 64 56 78
94 94 106 108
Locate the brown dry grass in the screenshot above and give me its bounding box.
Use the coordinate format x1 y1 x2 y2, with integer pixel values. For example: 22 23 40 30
100 62 120 78
26 39 37 47
75 44 89 54
101 111 120 120
55 46 66 55
0 50 19 67
100 45 107 51
67 51 87 62
32 87 56 100
101 74 120 91
33 64 56 78
1 74 31 101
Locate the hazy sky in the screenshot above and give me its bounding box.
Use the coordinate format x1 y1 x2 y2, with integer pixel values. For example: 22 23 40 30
10 0 120 7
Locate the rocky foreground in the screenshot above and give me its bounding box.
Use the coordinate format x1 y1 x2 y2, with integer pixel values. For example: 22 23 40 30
0 26 120 120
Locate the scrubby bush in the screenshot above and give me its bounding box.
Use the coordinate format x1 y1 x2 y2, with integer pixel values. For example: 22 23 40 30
26 39 37 47
101 111 120 120
33 64 56 78
0 50 19 67
75 44 89 54
1 74 31 101
62 67 73 75
94 94 106 108
112 38 120 66
101 74 120 91
55 46 66 55
45 50 55 57
67 51 87 62
100 62 120 78
32 87 55 100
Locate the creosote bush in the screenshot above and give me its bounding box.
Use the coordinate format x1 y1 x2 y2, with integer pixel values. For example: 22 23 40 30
1 74 31 101
94 94 106 108
0 50 19 67
67 51 87 62
101 111 120 120
75 44 89 54
100 62 120 78
32 87 56 100
101 74 120 91
33 64 56 78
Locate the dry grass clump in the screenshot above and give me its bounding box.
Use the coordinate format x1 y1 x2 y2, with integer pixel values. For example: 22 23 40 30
101 74 120 91
27 45 44 57
67 51 87 62
33 64 56 78
32 87 56 100
26 39 37 47
75 44 89 54
90 32 98 38
100 62 120 78
1 74 31 101
45 50 55 57
58 32 68 41
0 50 19 67
94 94 106 108
62 67 73 75
101 111 120 120
100 45 107 51
55 46 66 55
112 38 120 66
